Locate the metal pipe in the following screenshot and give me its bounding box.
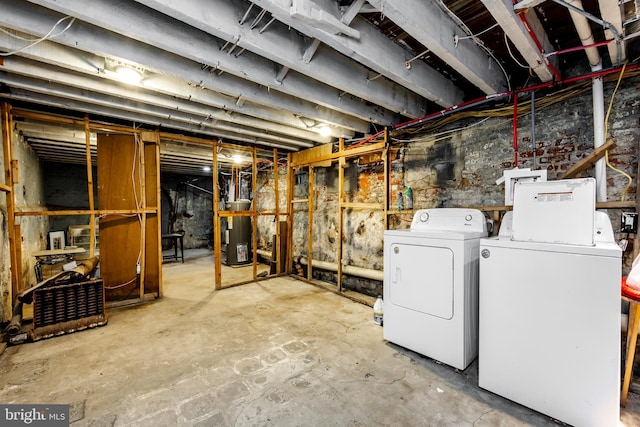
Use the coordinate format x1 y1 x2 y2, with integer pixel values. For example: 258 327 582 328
298 256 383 282
552 0 622 66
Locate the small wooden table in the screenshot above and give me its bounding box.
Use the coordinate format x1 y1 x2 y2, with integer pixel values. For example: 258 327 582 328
162 233 184 263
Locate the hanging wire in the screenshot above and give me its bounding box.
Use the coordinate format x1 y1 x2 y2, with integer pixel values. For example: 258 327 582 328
435 1 511 92
504 33 529 69
603 61 633 201
456 23 500 41
0 16 76 57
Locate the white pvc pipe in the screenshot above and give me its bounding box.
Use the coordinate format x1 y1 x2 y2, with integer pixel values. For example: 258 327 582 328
566 0 601 68
592 68 608 202
567 0 607 202
298 256 384 282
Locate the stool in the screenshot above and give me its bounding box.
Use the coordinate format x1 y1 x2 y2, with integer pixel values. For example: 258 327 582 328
622 277 640 406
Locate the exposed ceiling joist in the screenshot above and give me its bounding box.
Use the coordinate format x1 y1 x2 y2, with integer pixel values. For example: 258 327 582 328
241 0 464 107
129 0 428 117
4 88 310 151
26 0 422 121
1 56 336 143
366 0 509 94
3 0 382 131
480 0 557 82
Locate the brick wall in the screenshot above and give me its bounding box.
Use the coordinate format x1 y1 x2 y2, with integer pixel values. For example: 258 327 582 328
272 74 640 296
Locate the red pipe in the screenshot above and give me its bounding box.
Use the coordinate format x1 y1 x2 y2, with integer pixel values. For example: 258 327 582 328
515 5 562 82
347 62 639 148
545 39 613 58
513 92 519 166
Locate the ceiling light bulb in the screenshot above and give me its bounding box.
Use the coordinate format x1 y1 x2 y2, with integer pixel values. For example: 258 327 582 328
318 126 331 137
115 65 142 84
203 166 211 172
233 155 242 164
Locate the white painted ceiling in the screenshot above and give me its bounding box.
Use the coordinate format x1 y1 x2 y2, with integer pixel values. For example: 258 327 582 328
0 0 637 174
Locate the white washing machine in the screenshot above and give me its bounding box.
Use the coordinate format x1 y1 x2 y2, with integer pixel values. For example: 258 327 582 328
383 208 488 370
479 179 622 427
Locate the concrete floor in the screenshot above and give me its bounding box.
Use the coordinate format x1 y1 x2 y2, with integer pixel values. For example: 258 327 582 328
0 250 639 426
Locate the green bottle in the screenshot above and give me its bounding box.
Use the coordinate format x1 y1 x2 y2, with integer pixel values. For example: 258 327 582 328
405 187 413 210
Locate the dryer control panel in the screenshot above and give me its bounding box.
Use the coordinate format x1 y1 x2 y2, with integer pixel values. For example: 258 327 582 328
410 208 487 233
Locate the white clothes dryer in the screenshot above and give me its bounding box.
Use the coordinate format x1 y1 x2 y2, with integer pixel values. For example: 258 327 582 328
383 208 488 370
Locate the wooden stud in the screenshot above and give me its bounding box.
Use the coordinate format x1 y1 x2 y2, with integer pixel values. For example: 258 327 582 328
213 141 222 290
286 155 294 274
14 224 22 292
252 146 258 281
338 138 345 292
307 166 314 282
84 116 96 258
1 102 19 305
10 160 18 184
273 148 281 274
383 134 389 231
153 130 163 297
137 134 147 299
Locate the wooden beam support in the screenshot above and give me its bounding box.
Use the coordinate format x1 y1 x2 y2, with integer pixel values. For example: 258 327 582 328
290 141 386 167
1 102 19 307
213 140 222 290
252 146 258 281
273 148 282 274
137 134 147 299
84 116 96 259
338 139 345 292
15 209 158 216
342 202 384 210
383 131 389 231
557 138 617 179
307 166 314 282
286 154 294 274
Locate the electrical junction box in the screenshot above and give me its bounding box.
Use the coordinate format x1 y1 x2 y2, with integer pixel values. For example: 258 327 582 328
621 212 638 234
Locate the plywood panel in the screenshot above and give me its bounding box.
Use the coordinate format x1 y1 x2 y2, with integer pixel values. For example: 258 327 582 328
97 134 156 300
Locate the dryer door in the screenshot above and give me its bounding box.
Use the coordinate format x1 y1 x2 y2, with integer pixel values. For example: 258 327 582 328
388 243 454 319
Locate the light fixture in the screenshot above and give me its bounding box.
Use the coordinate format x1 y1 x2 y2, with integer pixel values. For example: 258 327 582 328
115 64 143 84
233 155 242 164
104 58 144 84
318 125 331 137
202 166 211 172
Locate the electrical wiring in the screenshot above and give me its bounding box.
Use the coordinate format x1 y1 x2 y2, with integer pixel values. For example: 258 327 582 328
347 63 640 152
0 16 76 57
132 133 143 267
456 23 500 41
103 276 138 290
602 61 633 201
504 33 529 69
434 0 511 92
392 117 493 144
